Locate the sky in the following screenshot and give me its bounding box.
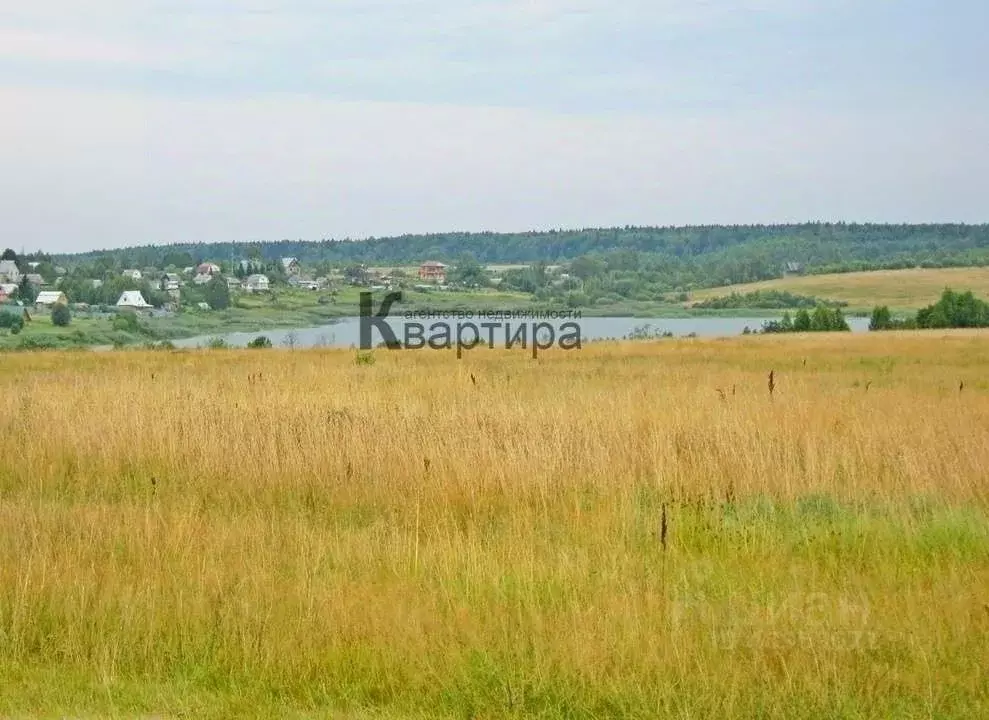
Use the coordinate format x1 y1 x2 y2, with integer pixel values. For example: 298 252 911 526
0 1 987 254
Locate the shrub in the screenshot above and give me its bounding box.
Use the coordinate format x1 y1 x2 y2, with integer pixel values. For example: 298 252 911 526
205 337 228 350
0 312 24 334
870 306 893 331
112 312 141 334
247 336 273 349
51 304 71 327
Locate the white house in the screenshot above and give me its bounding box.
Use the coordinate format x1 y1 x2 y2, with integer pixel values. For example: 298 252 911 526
122 269 143 281
244 274 270 292
0 260 20 283
192 272 213 285
25 273 45 286
160 273 181 291
281 258 301 275
35 291 68 308
196 262 221 276
117 291 152 309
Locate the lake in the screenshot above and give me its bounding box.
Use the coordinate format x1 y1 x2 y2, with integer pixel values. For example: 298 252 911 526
170 315 872 349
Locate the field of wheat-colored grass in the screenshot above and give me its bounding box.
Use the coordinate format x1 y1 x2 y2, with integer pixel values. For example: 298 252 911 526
689 267 989 310
1 334 988 718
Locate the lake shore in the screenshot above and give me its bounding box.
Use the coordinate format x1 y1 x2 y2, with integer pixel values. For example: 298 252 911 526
0 287 874 351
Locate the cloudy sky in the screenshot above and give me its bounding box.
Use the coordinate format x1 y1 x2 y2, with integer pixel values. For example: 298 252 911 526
1 1 986 253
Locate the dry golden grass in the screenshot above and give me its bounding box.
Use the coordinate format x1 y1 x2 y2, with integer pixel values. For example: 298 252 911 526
0 335 988 718
689 266 989 310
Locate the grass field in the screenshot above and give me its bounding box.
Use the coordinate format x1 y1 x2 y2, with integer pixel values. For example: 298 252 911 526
1 334 988 718
689 267 989 311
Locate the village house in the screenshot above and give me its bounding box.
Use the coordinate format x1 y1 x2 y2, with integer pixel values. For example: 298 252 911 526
0 283 17 300
91 279 104 289
25 273 45 287
243 274 271 292
197 262 221 276
116 291 152 310
418 261 448 283
122 269 143 281
160 273 181 291
192 272 214 285
281 258 301 276
0 260 20 284
782 261 805 276
35 291 68 309
226 276 242 290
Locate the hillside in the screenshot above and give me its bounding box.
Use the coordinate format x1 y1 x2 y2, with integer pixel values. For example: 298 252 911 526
688 267 989 311
56 224 989 289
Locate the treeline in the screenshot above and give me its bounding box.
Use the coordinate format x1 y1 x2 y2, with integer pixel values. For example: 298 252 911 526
762 307 851 333
871 290 989 330
694 289 847 310
57 224 989 285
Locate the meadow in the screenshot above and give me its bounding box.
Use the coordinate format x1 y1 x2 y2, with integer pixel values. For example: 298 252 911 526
0 333 987 718
688 266 989 311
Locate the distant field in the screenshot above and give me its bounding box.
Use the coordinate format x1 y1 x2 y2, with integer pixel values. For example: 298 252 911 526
1 334 988 717
690 267 989 310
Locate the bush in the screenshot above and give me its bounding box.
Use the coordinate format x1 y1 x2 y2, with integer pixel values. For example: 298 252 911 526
870 305 893 331
916 289 989 328
696 289 848 310
16 336 57 350
0 312 24 334
205 337 228 350
112 311 142 334
762 306 849 334
247 336 273 349
51 304 71 327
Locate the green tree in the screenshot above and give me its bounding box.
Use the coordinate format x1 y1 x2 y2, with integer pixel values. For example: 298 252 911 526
203 276 231 310
793 309 812 332
51 304 71 327
0 311 24 334
830 308 850 331
448 253 487 287
869 305 893 331
18 276 37 304
1 248 16 261
810 305 832 331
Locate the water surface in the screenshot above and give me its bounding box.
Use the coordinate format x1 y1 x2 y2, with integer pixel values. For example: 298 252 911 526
171 315 871 349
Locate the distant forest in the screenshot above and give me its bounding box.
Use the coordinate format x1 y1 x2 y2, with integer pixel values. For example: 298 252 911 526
56 223 989 291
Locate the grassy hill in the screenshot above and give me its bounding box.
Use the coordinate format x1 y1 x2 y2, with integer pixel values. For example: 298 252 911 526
689 267 989 312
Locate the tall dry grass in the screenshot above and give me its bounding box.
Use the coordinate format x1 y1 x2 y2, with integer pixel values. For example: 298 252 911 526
0 332 987 717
